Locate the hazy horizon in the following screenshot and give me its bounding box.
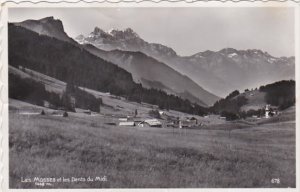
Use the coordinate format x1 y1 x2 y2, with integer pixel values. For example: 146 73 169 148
8 7 295 57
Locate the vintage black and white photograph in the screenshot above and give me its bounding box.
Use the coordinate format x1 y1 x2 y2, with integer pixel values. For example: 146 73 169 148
6 6 296 189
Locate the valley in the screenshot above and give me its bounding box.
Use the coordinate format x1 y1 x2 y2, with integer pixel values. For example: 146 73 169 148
8 66 296 188
8 15 296 189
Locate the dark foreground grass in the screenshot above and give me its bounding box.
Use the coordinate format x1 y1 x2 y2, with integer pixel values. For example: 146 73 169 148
9 111 295 188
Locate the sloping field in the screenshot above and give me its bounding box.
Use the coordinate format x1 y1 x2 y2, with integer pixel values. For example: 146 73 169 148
9 99 295 188
239 90 267 111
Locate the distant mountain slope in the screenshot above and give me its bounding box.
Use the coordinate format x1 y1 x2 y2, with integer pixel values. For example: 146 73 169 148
186 48 295 95
14 17 77 44
8 24 209 115
77 27 295 97
83 44 219 106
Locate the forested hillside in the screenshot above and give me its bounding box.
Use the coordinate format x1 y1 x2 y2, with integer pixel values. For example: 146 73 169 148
259 80 295 110
210 90 248 120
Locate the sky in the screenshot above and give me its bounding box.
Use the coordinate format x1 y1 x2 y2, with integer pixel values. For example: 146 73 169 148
8 7 295 57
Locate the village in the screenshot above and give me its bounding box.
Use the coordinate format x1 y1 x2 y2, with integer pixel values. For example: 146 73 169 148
117 110 199 128
19 98 280 132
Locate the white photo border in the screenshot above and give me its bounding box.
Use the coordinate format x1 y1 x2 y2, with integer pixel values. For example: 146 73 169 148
0 1 299 192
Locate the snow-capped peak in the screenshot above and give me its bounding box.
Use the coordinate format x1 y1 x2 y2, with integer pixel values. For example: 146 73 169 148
109 27 139 39
86 26 140 40
107 28 116 35
227 52 238 58
92 27 105 35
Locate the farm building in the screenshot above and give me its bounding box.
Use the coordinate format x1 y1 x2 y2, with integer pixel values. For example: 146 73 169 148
118 117 162 128
166 117 199 128
144 119 162 127
178 117 199 128
265 105 279 118
119 121 135 126
137 119 162 128
189 117 198 125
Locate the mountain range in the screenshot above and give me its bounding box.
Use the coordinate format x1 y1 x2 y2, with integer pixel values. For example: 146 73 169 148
76 27 295 97
12 16 295 107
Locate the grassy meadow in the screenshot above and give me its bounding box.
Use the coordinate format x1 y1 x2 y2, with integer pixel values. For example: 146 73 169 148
9 101 295 188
